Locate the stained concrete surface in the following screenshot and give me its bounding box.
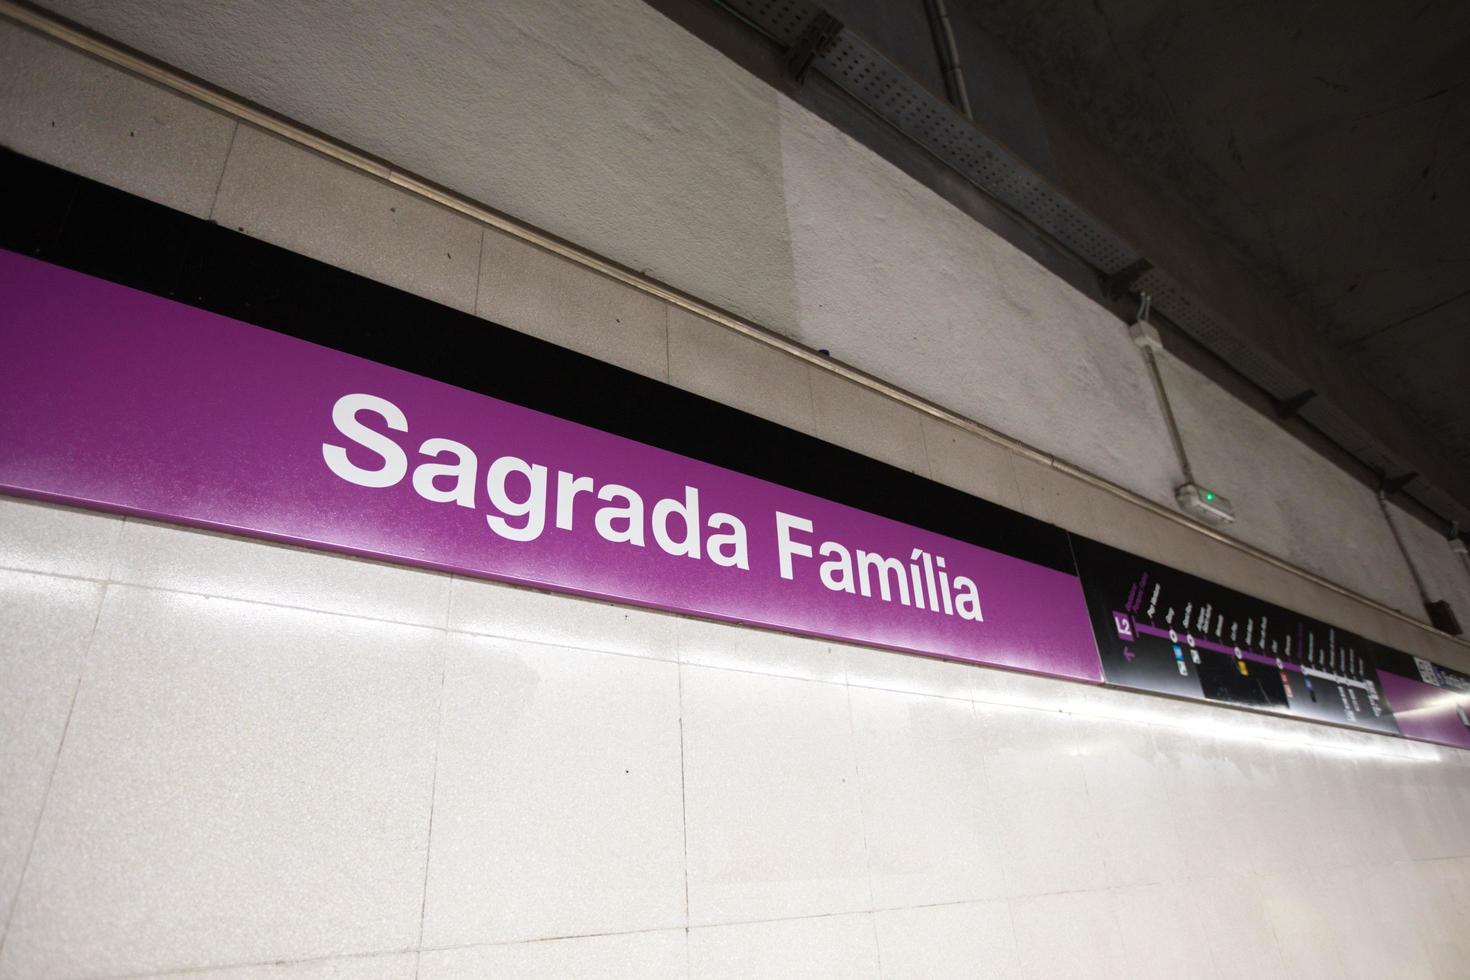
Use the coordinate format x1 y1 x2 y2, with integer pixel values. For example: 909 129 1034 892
962 0 1470 481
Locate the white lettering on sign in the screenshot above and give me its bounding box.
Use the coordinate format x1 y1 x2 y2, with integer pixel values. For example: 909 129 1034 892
773 511 979 619
322 392 983 620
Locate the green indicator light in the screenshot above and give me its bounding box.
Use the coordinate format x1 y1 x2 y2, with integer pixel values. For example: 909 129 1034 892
1203 491 1215 501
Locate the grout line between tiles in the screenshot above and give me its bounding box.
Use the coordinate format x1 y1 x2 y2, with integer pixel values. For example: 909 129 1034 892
676 663 692 927
471 226 486 318
842 682 879 916
1000 891 1022 973
0 579 109 962
414 631 451 961
663 301 672 384
99 573 446 632
82 945 419 980
205 119 239 222
101 515 126 582
868 903 885 977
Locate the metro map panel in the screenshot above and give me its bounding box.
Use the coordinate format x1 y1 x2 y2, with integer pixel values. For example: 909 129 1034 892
1071 536 1400 734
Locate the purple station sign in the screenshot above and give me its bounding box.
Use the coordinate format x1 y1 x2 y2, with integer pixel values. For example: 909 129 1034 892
1375 662 1470 750
0 250 1103 682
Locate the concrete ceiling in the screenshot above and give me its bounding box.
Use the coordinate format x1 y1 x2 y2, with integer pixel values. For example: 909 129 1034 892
960 0 1470 479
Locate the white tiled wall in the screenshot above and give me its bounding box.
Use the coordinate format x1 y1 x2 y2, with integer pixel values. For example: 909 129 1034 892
2 493 1468 977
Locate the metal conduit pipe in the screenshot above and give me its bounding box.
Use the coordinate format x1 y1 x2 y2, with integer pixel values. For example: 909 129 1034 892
922 0 973 120
1380 493 1463 636
5 0 1466 651
1130 295 1197 488
1380 490 1432 608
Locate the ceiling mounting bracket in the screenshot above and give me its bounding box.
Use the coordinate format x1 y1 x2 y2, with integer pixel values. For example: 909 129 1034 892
1103 259 1153 301
786 11 842 84
1381 471 1419 496
1274 389 1317 419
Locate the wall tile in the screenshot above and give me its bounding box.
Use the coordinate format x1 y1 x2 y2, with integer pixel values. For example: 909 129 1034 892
808 370 929 476
1010 889 1128 979
969 663 1093 714
1398 760 1467 862
1187 875 1289 979
0 496 122 581
1346 861 1438 978
213 126 482 312
1070 715 1188 888
1086 488 1167 557
973 702 1105 897
1311 602 1391 671
667 307 814 434
677 615 841 682
1257 870 1348 979
0 570 101 933
688 913 879 980
1350 759 1418 866
0 586 441 979
1008 455 1097 534
920 418 1024 513
1414 856 1470 976
842 644 973 701
873 900 1018 979
448 575 677 661
419 930 687 979
477 229 670 380
1302 864 1420 979
1243 742 1316 875
1193 534 1301 613
1368 759 1429 860
1141 511 1216 578
848 687 1005 907
1110 882 1219 980
1308 752 1394 868
1064 676 1200 727
421 634 685 947
1152 728 1273 881
111 519 450 627
0 22 236 218
681 665 870 924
